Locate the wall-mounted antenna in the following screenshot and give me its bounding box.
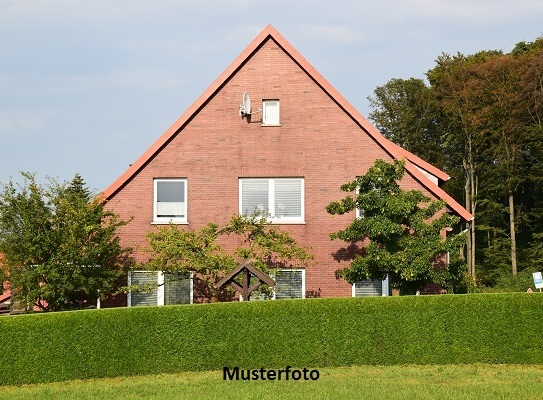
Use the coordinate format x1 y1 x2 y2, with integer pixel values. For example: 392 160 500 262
239 92 251 118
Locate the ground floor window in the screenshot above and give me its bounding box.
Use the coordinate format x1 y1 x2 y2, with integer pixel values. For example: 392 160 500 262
274 269 305 299
352 276 389 297
128 271 192 306
247 269 305 301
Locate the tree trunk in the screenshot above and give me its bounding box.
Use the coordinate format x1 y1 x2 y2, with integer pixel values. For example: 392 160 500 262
464 134 476 280
470 173 476 278
464 159 473 277
509 189 517 275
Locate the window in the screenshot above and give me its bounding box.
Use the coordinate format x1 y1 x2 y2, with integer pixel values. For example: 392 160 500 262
249 269 305 300
352 276 389 297
154 179 187 223
128 271 192 306
274 269 305 299
262 100 280 125
239 178 304 223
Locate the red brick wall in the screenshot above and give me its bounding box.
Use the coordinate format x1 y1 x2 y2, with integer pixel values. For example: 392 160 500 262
105 38 443 305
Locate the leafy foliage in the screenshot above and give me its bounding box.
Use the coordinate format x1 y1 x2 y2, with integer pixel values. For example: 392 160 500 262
0 173 133 311
368 78 446 169
327 159 465 292
142 214 313 299
368 35 543 287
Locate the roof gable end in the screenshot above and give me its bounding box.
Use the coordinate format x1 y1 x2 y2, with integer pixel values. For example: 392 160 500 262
101 25 472 222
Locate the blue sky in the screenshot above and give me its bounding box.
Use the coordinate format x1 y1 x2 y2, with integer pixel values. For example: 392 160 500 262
1 0 542 192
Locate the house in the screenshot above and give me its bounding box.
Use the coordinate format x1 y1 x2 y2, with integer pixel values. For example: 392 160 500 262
0 288 10 314
101 25 473 307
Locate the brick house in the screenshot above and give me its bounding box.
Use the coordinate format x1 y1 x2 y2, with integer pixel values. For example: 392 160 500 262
101 25 472 307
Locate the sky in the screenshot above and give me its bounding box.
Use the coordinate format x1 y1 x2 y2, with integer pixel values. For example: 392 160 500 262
1 0 542 193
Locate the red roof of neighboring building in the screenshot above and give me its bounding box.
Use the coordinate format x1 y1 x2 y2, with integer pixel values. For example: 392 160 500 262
101 25 472 222
0 289 10 304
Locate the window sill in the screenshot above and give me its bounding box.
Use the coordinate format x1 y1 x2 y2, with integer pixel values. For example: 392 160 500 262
269 220 305 225
151 220 189 225
261 123 281 127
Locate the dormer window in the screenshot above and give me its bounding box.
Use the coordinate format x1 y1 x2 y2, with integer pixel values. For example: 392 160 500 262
262 100 280 126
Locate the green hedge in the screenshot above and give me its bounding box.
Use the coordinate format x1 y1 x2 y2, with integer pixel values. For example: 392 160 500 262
1 293 543 385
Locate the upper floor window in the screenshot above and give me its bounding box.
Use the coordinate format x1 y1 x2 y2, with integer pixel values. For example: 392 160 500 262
153 178 187 224
239 178 304 223
262 100 280 126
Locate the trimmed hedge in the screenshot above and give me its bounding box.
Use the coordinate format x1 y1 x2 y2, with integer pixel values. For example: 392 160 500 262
1 293 543 385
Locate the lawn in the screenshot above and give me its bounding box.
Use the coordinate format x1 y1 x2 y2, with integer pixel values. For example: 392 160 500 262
3 364 543 400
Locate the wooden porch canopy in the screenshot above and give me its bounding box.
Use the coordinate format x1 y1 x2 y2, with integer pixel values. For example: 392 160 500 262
214 259 275 300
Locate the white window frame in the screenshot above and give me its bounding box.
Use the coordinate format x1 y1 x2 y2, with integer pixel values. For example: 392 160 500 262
153 178 188 224
248 268 305 301
351 276 390 297
355 183 378 219
262 100 280 126
272 269 305 300
355 188 363 219
127 271 193 307
239 178 304 224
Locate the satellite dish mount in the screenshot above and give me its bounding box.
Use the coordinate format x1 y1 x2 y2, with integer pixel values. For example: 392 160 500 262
239 92 251 119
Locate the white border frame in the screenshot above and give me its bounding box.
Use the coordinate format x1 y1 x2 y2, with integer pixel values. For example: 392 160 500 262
128 271 193 306
239 178 305 224
271 268 306 300
153 178 188 224
261 99 281 126
351 276 389 297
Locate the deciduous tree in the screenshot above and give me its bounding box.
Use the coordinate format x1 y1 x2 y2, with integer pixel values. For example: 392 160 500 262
0 173 133 311
326 159 465 293
142 214 314 300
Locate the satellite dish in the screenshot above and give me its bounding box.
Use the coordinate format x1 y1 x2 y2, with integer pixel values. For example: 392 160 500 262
239 92 251 117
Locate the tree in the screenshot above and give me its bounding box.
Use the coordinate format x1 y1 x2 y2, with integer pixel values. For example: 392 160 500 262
142 214 314 300
365 35 543 289
0 173 133 311
468 54 528 275
326 159 466 293
427 50 502 279
368 78 446 169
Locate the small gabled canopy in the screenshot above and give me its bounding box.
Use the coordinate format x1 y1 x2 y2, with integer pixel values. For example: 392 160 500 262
215 259 275 289
215 259 275 301
101 24 473 223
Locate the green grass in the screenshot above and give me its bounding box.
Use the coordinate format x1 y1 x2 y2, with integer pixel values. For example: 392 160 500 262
2 364 543 400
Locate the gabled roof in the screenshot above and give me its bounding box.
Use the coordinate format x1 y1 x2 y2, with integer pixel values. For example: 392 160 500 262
102 24 472 222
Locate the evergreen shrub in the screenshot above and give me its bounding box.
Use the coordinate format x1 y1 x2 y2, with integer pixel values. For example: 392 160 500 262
1 293 542 385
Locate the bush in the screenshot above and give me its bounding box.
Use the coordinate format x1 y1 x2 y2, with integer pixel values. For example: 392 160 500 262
476 268 539 293
1 293 543 385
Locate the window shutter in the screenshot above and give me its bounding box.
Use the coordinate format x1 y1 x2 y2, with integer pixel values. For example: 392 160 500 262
274 179 302 218
353 280 383 296
164 273 191 305
275 270 303 299
130 272 158 306
263 100 280 125
241 179 269 216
